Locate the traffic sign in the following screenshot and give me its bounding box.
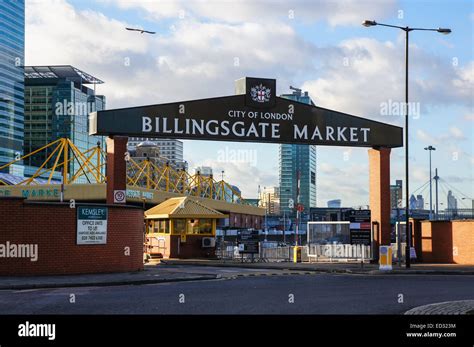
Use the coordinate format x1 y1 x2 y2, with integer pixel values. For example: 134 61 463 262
113 190 126 204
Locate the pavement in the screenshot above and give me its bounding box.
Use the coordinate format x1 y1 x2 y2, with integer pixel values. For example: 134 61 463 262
159 258 474 275
405 300 474 315
1 259 472 291
0 266 219 290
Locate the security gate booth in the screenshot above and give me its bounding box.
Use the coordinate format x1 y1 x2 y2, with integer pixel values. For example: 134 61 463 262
144 196 227 258
89 77 403 261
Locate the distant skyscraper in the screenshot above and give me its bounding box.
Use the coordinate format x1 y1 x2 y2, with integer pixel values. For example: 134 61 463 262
128 140 187 172
416 194 425 210
259 186 280 215
128 137 184 166
0 0 25 175
327 199 341 208
409 194 417 210
447 190 458 211
390 180 403 209
23 66 105 181
279 89 317 217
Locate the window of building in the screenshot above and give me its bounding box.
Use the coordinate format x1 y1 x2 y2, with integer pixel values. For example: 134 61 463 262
153 220 169 233
173 219 186 233
186 218 213 235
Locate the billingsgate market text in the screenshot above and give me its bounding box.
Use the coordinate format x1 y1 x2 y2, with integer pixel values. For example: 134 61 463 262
142 111 372 143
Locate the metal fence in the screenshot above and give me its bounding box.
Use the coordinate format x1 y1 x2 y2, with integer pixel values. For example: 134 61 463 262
216 238 370 263
216 240 293 262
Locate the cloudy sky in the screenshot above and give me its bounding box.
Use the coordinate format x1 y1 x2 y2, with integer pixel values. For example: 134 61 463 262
25 0 473 207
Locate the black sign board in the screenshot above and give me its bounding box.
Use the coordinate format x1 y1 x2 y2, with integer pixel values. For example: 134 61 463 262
350 230 371 245
349 210 371 223
349 210 371 245
238 229 259 254
89 77 403 148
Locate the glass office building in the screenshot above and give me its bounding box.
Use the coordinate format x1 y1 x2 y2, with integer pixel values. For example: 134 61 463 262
0 0 25 174
24 66 105 182
279 90 317 218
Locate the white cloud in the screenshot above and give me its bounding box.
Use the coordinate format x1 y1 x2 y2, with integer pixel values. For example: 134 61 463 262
25 0 473 204
416 126 466 145
26 0 318 108
108 0 397 26
302 38 473 124
449 126 465 140
464 112 474 121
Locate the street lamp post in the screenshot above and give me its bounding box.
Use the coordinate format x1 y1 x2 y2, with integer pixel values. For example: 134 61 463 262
362 20 451 268
424 146 436 219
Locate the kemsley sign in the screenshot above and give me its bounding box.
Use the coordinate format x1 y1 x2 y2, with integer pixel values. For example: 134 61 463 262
89 77 403 148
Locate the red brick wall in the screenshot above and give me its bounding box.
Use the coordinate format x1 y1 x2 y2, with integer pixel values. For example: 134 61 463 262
146 233 216 259
420 220 474 264
168 235 216 259
0 197 144 276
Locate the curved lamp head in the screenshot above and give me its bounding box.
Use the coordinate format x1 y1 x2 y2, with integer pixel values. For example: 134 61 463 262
362 20 377 27
437 28 452 34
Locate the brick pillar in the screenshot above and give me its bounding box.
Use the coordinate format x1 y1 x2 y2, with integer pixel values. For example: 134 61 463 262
106 136 128 204
368 147 391 259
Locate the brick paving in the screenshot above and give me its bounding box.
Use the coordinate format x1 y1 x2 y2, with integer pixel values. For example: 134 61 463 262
405 300 474 315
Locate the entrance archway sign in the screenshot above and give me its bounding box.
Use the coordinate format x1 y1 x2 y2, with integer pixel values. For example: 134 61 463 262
90 77 403 259
90 77 402 148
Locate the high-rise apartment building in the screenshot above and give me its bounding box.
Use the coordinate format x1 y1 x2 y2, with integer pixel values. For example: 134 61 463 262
390 180 403 209
279 89 317 217
259 186 280 215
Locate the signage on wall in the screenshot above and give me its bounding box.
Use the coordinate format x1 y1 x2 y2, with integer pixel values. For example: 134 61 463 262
77 206 108 245
89 77 403 148
349 210 371 246
113 190 126 203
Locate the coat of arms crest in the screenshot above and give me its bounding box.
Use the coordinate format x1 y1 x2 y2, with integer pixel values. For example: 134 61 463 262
250 84 271 103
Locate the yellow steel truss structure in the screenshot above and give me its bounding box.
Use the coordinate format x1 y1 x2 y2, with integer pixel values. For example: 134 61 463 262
0 138 105 185
0 138 247 204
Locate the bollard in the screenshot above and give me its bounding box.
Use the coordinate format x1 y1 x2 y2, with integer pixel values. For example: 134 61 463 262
293 246 302 263
379 246 392 270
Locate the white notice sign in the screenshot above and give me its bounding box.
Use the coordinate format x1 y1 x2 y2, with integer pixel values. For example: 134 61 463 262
77 206 108 245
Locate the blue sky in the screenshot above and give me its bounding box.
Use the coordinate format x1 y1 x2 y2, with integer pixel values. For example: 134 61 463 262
25 0 473 207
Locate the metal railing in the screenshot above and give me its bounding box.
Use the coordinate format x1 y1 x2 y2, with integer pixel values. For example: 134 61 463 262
216 239 371 263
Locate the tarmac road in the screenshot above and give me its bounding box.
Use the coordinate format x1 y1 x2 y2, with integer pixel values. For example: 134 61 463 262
1 268 473 314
